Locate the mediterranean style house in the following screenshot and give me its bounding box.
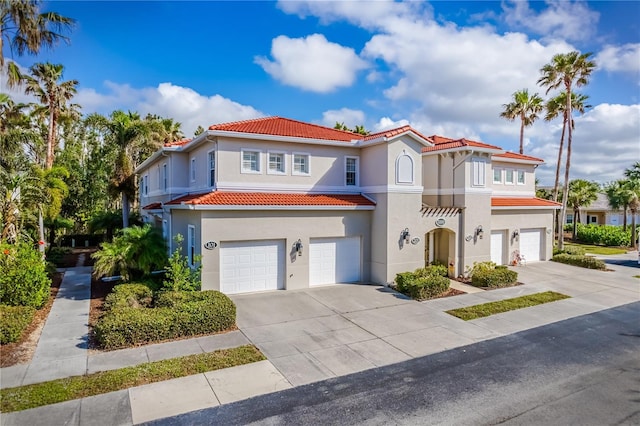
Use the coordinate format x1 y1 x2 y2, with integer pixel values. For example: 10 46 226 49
136 116 559 294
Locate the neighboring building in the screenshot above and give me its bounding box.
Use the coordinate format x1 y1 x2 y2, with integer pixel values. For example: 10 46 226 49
565 193 639 226
136 116 559 294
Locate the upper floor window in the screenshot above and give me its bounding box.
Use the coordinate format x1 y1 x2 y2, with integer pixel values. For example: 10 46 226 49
345 156 359 186
142 175 149 196
208 151 216 187
242 150 261 173
162 163 168 191
190 158 196 182
493 168 502 184
505 169 514 185
517 170 525 185
292 153 310 175
268 152 285 174
396 152 414 184
471 157 486 187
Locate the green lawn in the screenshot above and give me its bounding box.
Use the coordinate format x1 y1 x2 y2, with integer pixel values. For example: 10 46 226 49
1 345 265 413
564 242 627 255
446 291 570 321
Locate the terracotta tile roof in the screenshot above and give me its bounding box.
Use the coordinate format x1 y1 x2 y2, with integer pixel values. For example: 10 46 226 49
164 138 191 147
165 191 376 207
491 197 561 207
208 116 361 142
142 202 162 210
494 152 544 162
422 136 502 153
362 125 433 143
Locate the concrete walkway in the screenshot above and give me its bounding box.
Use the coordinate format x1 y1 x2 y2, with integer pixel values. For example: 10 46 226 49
1 253 638 425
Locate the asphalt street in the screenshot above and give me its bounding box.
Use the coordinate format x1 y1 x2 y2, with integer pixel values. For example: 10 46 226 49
147 301 640 426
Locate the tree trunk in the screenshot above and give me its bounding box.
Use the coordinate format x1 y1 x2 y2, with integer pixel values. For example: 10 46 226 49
122 192 129 228
572 208 579 240
631 209 637 250
46 106 56 169
558 85 573 251
38 209 45 254
519 116 525 154
623 206 628 231
552 116 567 202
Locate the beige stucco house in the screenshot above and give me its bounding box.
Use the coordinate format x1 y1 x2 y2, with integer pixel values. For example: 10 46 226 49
136 117 559 294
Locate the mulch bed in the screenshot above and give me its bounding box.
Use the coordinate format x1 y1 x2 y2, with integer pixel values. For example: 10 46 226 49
432 288 466 299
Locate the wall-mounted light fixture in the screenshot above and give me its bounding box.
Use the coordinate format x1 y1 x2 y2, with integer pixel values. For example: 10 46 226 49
401 228 411 243
294 239 303 256
475 225 484 239
512 229 520 241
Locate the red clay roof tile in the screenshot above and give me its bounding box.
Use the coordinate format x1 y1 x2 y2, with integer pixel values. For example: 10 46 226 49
491 197 560 207
165 191 376 207
422 136 502 153
493 152 544 162
142 202 162 210
164 138 191 147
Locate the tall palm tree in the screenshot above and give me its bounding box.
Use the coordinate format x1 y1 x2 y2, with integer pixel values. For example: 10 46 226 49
538 51 596 250
621 179 640 249
1 0 74 85
567 179 599 240
605 180 630 231
544 92 591 202
18 62 78 169
500 89 544 154
624 162 640 181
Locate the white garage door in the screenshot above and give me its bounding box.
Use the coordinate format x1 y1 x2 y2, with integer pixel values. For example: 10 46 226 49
310 237 361 286
220 240 284 294
491 231 505 265
520 229 543 262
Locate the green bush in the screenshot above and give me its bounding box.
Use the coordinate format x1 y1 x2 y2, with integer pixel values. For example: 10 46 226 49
0 305 36 344
575 224 631 247
162 234 201 292
0 242 51 308
94 290 236 349
553 245 586 256
394 270 450 300
45 246 72 266
103 284 153 311
471 268 518 288
415 264 448 278
551 253 606 270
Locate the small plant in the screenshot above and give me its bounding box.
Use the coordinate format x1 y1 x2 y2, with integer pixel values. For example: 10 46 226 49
0 305 36 344
162 234 201 292
0 242 51 308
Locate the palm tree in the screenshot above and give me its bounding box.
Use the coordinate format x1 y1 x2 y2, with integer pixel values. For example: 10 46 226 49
538 51 596 250
18 62 78 169
624 162 640 181
621 179 640 249
544 92 591 202
1 0 74 85
605 180 630 231
500 89 544 154
567 179 599 240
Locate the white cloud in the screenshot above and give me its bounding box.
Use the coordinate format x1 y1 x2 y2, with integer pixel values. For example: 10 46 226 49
74 82 263 136
255 34 368 93
321 108 365 128
373 116 410 132
595 44 640 73
501 0 600 42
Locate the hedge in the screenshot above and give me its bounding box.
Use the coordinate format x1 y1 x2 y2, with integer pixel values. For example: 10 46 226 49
575 224 633 247
551 253 606 270
471 268 518 288
553 245 586 256
94 289 236 350
0 305 36 344
103 284 153 311
0 242 51 308
395 269 450 301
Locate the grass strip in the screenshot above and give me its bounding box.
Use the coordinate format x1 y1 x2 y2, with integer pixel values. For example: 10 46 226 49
1 344 265 413
446 291 570 321
564 242 627 255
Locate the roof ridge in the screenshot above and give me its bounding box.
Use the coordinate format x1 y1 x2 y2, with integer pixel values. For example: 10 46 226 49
207 116 273 130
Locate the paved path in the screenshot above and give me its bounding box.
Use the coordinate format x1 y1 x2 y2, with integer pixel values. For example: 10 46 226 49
1 253 638 425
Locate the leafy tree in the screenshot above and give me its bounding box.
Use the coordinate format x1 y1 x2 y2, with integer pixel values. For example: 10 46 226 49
567 179 599 240
194 125 204 136
538 51 596 250
500 89 544 154
162 234 201 291
605 180 630 231
333 121 369 135
624 162 640 181
0 165 41 242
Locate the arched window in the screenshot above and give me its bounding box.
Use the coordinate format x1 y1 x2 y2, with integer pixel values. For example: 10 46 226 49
396 151 414 184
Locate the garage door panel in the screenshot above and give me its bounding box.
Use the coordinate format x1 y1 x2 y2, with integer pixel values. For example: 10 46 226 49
520 229 542 262
310 237 361 286
491 231 504 265
220 240 284 294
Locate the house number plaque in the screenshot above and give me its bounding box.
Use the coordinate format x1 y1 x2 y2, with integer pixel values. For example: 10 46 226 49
435 218 446 227
204 241 218 250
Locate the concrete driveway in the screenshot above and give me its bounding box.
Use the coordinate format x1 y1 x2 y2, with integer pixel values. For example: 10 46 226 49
231 256 639 387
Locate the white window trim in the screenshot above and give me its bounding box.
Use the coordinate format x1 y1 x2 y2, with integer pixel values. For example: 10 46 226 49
241 149 262 174
345 155 360 187
187 225 196 267
267 150 287 175
190 157 196 182
505 168 515 185
292 152 311 176
471 157 486 188
395 152 414 185
207 149 216 187
516 169 526 185
493 167 503 184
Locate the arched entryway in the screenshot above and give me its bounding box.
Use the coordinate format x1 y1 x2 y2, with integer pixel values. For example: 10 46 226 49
425 228 456 276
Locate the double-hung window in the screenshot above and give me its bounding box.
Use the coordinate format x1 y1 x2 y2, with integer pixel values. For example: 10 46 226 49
142 175 149 196
190 158 196 182
268 152 285 174
242 150 260 173
471 158 486 187
208 151 216 186
345 156 359 186
505 169 514 185
292 153 310 175
517 170 525 185
493 168 502 184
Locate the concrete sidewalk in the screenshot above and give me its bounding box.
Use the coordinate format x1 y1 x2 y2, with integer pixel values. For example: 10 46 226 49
1 254 638 425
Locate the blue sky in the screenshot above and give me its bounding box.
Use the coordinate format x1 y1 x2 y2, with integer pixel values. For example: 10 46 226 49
3 1 639 185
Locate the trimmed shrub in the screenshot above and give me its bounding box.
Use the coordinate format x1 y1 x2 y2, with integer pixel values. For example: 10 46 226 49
575 224 631 247
0 305 36 344
0 242 51 308
394 270 450 300
415 264 448 278
103 284 153 311
553 245 586 256
94 290 236 349
471 268 518 288
551 253 606 270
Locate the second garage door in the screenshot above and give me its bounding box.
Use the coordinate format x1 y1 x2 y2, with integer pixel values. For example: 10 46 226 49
220 240 284 294
310 237 361 286
491 231 505 265
520 229 543 262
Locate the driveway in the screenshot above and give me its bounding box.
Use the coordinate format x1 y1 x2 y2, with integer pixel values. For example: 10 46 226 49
231 257 639 387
